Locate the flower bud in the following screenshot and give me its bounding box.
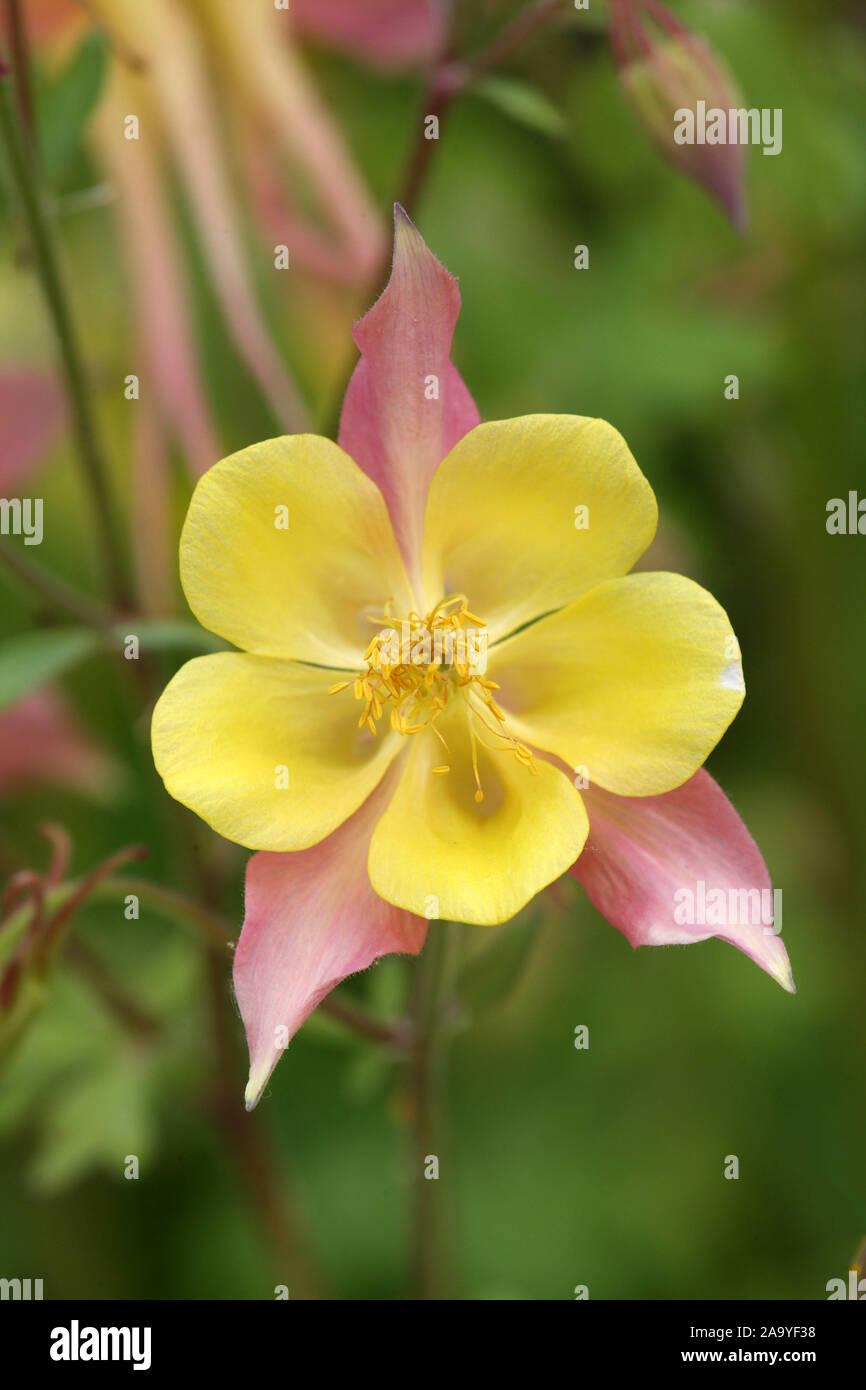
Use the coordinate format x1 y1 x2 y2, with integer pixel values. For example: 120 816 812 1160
610 0 747 230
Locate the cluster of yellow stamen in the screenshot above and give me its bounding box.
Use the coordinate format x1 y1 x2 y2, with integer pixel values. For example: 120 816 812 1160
328 595 537 803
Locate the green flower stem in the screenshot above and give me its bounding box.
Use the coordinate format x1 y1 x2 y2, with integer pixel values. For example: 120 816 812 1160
0 538 111 627
407 924 458 1299
0 73 133 612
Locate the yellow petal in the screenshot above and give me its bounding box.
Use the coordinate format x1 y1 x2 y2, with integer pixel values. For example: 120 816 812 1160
421 415 657 639
180 435 414 666
151 654 399 850
488 572 745 797
367 703 588 924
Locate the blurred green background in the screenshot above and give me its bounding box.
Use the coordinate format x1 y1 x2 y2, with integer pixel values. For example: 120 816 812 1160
1 0 864 1299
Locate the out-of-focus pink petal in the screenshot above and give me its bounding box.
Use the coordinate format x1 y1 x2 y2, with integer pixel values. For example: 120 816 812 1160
2 0 83 46
571 769 795 992
87 2 309 431
339 206 480 585
290 0 444 70
243 132 358 284
234 775 427 1110
151 49 309 432
94 74 220 479
208 1 383 284
0 371 63 492
94 77 220 479
0 689 113 795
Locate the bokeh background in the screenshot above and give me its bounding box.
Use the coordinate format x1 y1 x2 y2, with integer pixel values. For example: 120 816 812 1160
1 0 864 1299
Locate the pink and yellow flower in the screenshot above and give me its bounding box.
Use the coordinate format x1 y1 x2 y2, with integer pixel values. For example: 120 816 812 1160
151 209 793 1109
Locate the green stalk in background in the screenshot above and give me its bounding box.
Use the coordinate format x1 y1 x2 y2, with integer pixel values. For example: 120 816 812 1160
0 50 133 612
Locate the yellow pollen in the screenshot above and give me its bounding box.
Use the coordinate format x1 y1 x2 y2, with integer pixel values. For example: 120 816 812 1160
328 594 538 797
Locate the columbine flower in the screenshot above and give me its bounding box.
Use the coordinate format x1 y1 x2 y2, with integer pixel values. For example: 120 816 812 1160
152 208 793 1109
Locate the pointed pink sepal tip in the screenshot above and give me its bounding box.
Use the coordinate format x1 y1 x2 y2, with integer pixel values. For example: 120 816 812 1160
337 202 480 579
234 778 427 1110
573 770 795 995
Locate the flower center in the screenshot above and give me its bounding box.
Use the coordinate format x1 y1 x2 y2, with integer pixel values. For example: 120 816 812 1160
328 594 537 802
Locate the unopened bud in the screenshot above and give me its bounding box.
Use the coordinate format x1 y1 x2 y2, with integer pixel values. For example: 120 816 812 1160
610 0 747 230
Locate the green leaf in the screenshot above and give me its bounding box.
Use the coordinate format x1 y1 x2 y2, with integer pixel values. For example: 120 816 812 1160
0 972 49 1066
474 76 567 140
37 32 108 182
29 1050 155 1192
0 627 99 711
0 620 226 712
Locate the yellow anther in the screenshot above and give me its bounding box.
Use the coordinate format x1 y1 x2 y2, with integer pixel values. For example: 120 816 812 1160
331 594 537 794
